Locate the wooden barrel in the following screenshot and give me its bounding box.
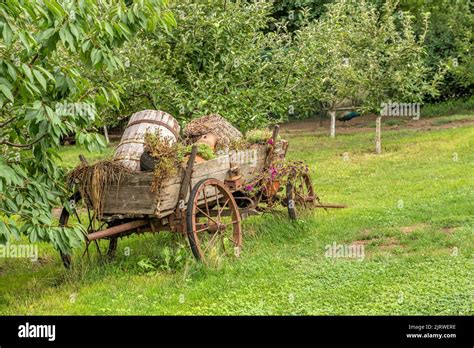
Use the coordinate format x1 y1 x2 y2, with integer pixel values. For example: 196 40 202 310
114 110 180 171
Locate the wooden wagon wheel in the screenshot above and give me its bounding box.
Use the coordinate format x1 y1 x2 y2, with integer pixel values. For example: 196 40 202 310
286 171 315 220
186 178 242 264
59 192 118 269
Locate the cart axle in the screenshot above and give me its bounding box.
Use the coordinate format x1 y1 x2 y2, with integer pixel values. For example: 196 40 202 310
86 219 150 241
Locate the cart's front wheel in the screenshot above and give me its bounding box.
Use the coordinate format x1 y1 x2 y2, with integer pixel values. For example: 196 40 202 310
286 172 315 220
186 178 242 264
59 192 118 269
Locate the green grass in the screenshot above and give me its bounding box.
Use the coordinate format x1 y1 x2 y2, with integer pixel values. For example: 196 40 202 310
1 122 473 315
57 142 116 169
379 118 406 126
421 97 474 118
430 114 473 126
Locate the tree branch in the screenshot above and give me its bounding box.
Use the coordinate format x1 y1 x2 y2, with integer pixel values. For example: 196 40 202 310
0 134 47 148
0 117 16 128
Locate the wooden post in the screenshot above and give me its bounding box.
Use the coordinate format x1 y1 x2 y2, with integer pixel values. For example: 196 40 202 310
264 125 280 169
271 124 280 142
375 116 382 154
177 145 198 208
329 107 336 138
173 145 198 233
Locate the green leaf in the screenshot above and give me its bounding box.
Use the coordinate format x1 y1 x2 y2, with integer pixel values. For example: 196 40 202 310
44 0 65 18
2 22 13 47
0 84 14 102
0 163 22 186
118 22 131 37
6 63 17 81
82 39 91 53
91 48 102 65
38 28 56 42
22 64 34 83
36 66 55 83
33 69 47 90
18 32 31 53
65 29 75 49
69 23 80 40
105 23 114 39
25 81 41 97
6 199 17 212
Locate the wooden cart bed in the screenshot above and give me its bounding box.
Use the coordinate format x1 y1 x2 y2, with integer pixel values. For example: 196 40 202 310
102 141 288 218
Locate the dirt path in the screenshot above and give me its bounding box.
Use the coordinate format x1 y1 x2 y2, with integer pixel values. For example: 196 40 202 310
280 114 474 135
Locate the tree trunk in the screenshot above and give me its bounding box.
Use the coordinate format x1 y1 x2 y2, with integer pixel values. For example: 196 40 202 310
375 116 382 154
330 109 336 138
103 125 110 144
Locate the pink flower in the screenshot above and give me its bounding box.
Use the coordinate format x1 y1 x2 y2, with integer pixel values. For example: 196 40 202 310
267 138 274 145
245 185 254 191
269 167 278 180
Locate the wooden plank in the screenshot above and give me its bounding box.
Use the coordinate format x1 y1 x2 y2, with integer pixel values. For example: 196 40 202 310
155 167 231 213
103 142 286 216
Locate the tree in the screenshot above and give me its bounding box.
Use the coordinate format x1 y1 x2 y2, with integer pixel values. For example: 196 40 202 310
0 0 174 252
291 0 369 137
106 0 295 131
354 1 438 153
292 0 437 146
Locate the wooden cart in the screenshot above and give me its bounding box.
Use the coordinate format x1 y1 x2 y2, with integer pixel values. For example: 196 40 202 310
59 126 316 268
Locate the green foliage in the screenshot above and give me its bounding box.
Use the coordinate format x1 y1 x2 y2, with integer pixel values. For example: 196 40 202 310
0 0 173 251
268 0 333 32
144 130 217 192
195 143 216 161
292 0 437 114
144 131 185 192
421 97 474 118
245 129 273 145
136 243 188 273
399 0 473 101
110 0 294 130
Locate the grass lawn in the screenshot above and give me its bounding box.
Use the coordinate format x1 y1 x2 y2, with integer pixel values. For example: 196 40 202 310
0 120 473 315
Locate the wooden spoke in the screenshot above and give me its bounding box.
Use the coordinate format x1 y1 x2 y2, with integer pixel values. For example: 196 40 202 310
203 189 211 217
196 206 219 225
218 199 230 218
195 226 210 233
203 232 221 255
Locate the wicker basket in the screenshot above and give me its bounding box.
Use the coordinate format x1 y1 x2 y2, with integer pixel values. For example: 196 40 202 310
183 114 242 147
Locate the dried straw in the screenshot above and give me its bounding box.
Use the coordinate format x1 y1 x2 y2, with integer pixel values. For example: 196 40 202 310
67 160 131 220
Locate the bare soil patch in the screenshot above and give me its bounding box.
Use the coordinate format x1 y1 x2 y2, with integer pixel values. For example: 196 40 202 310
441 227 460 234
280 114 474 135
400 223 429 234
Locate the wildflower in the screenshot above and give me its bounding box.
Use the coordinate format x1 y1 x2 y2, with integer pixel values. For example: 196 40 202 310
269 167 278 180
245 185 254 191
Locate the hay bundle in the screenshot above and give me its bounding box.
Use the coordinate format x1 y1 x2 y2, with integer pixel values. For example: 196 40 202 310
183 114 242 147
67 160 131 219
